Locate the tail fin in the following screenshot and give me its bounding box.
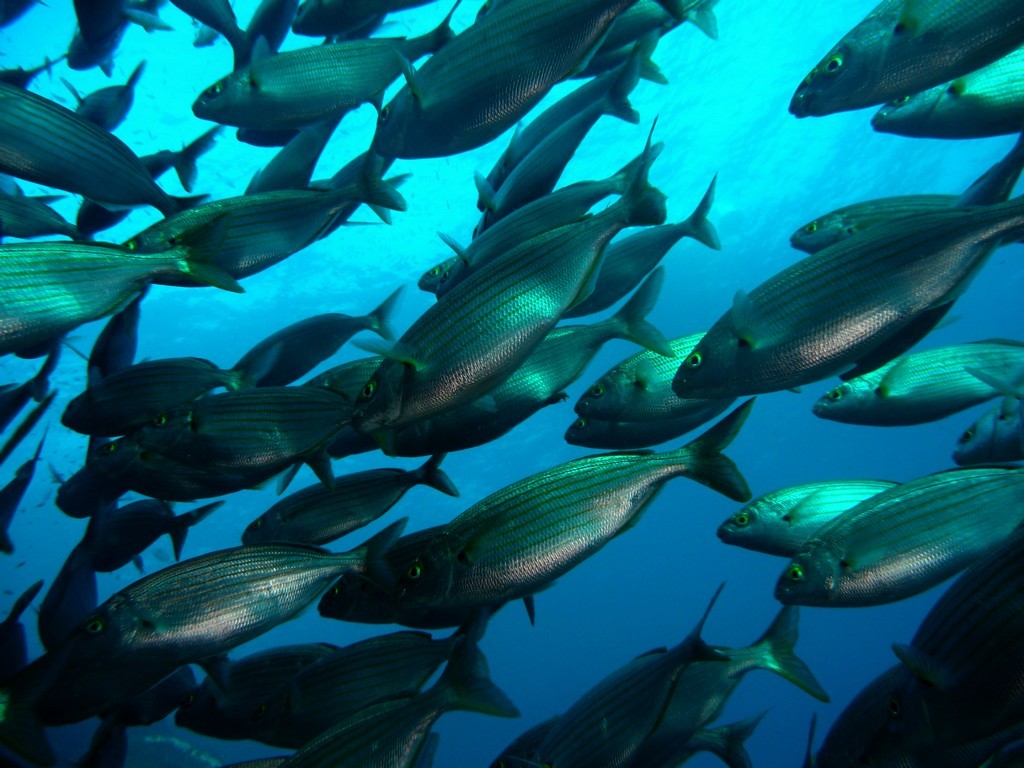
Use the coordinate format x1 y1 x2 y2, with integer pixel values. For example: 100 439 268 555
346 154 407 223
680 175 721 250
604 33 655 124
690 712 765 768
673 399 753 501
748 605 829 702
413 453 460 497
685 0 720 40
175 126 222 192
170 500 224 561
437 629 519 718
427 0 460 51
607 267 673 356
617 125 667 227
125 60 146 91
366 287 402 341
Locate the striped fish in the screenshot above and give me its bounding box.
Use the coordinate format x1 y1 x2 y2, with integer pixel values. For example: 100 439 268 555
374 0 685 158
717 479 898 557
953 368 1024 465
775 467 1024 607
564 411 732 449
0 83 192 215
0 192 79 242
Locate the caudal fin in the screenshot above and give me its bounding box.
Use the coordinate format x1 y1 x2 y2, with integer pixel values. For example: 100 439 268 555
366 287 402 341
608 268 673 356
689 712 765 768
175 126 222 192
680 175 721 250
616 125 668 227
413 453 460 497
685 0 720 40
170 500 224 561
749 605 829 702
675 398 753 501
437 630 519 719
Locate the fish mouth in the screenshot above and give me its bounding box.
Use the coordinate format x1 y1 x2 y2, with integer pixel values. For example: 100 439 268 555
789 90 813 118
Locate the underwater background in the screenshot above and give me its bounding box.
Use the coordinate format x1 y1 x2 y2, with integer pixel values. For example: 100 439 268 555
1 0 1022 765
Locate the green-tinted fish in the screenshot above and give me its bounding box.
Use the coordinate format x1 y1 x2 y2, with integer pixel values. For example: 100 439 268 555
272 629 518 768
790 0 1024 117
126 178 405 283
953 368 1024 465
0 83 194 215
887 526 1024 751
335 401 750 627
384 268 672 457
790 195 954 254
62 357 248 436
292 0 436 37
564 409 732 450
175 643 339 742
872 45 1024 138
0 238 240 357
717 479 898 557
813 340 1024 426
62 60 145 132
242 454 458 546
233 289 400 387
672 196 1024 400
193 10 454 130
775 467 1024 607
374 0 685 158
0 192 79 242
576 332 731 423
352 135 666 432
0 580 42 682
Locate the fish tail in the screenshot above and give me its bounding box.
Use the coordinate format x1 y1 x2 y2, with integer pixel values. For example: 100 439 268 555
609 268 673 356
350 156 407 224
429 0 460 51
368 286 402 341
414 453 460 497
685 0 720 40
692 713 765 768
170 500 224 561
0 529 12 555
750 605 829 702
604 34 653 125
29 344 60 402
125 60 146 90
438 631 519 718
174 126 221 193
620 126 668 227
674 399 753 501
680 175 721 250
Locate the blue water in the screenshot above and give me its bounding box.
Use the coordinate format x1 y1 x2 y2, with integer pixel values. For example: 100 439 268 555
2 1 1022 766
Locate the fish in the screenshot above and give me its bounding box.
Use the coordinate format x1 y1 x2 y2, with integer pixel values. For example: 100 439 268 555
672 195 1024 400
667 715 765 768
813 340 1024 426
291 0 435 37
872 45 1024 139
352 133 666 433
0 390 54 469
62 357 249 437
0 435 44 553
373 0 685 158
327 400 751 628
37 542 98 651
0 83 196 215
232 288 401 387
60 60 145 131
0 0 38 27
168 0 247 68
0 192 80 242
86 290 144 383
953 368 1024 465
790 0 1024 117
564 411 734 449
242 454 458 547
381 268 672 457
561 177 720 318
193 10 455 130
246 117 342 194
0 57 62 89
0 345 58 433
886 526 1024 751
775 467 1024 607
717 479 898 557
0 234 241 358
0 579 43 681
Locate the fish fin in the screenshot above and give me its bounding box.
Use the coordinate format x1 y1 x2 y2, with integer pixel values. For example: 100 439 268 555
276 463 302 495
412 732 440 768
122 7 172 31
685 0 720 39
99 57 114 77
354 517 408 574
523 595 536 626
354 338 421 370
604 34 651 124
437 232 469 262
691 713 765 768
893 0 924 35
415 453 459 497
475 395 498 413
368 287 402 341
170 214 245 293
545 391 568 406
0 651 71 766
396 54 424 103
679 582 729 663
132 554 145 572
371 429 398 457
3 580 44 626
175 126 221 192
170 500 223 560
840 302 953 381
351 161 407 220
965 367 1023 399
619 122 667 227
751 605 829 702
731 289 761 349
0 391 56 469
633 360 658 390
892 642 950 689
198 654 232 693
682 174 721 250
438 630 519 718
802 715 817 768
305 451 335 490
39 544 97 651
473 171 498 212
610 267 673 356
639 57 668 85
125 60 146 90
675 399 753 502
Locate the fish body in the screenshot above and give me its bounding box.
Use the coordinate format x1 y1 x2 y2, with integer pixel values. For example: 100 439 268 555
717 479 898 557
0 192 79 242
62 357 246 436
0 83 185 214
65 60 145 131
0 580 43 681
953 376 1024 465
564 410 731 449
193 21 452 130
374 0 683 158
775 467 1024 607
814 339 1024 426
0 437 43 553
672 197 1024 399
790 0 1024 117
872 45 1024 138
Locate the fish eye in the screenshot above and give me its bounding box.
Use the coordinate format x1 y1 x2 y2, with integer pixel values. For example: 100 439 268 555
891 95 910 106
203 80 224 99
379 104 391 125
99 441 119 455
252 703 268 720
406 560 423 580
253 518 263 529
824 53 844 74
86 617 105 634
361 380 377 400
958 428 974 444
429 266 440 276
125 239 137 250
330 584 342 596
827 388 843 402
803 221 818 234
787 564 804 582
589 384 604 398
732 512 751 527
182 693 196 707
686 351 703 369
574 417 586 430
888 696 901 717
152 413 169 427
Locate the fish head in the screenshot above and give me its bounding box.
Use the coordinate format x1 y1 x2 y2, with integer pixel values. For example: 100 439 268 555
373 90 423 159
790 212 858 254
350 360 406 433
671 325 744 399
774 550 842 606
132 406 196 456
418 260 449 294
192 69 255 125
716 502 769 547
564 416 614 448
434 258 467 297
61 391 98 434
953 403 1021 465
173 681 222 732
871 84 952 138
812 381 874 422
318 571 403 624
241 512 278 545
